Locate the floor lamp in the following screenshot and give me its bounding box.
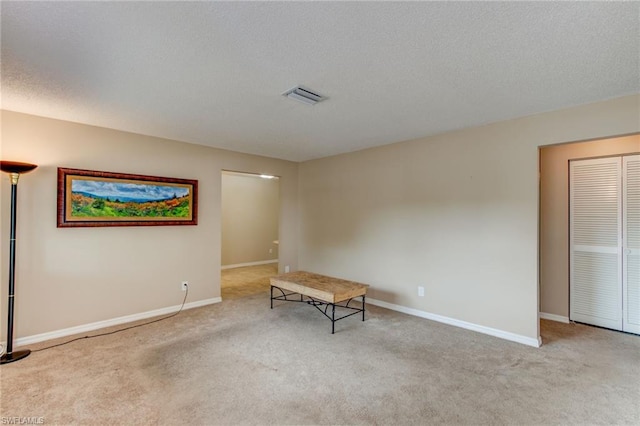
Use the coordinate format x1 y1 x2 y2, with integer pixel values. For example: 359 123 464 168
1 161 37 364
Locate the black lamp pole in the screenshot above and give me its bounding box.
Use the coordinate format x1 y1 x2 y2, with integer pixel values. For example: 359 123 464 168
1 161 37 365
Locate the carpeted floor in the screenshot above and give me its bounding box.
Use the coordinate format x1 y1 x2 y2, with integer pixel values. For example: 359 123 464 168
1 288 639 425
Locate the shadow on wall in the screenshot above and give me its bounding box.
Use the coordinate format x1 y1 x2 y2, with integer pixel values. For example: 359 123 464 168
367 288 400 304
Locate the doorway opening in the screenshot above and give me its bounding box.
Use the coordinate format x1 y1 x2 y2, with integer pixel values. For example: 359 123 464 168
221 170 280 299
539 134 639 335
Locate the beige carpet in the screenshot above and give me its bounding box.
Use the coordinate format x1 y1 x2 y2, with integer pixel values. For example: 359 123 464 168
1 290 639 425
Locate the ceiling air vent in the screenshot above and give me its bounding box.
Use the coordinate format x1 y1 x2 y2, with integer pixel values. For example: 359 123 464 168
282 85 326 105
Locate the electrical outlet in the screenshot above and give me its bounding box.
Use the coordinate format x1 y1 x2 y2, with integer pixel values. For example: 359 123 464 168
269 248 273 254
181 281 189 291
285 265 290 273
418 286 425 297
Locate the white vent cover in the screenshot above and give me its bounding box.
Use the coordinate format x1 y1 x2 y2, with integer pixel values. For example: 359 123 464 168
282 85 326 105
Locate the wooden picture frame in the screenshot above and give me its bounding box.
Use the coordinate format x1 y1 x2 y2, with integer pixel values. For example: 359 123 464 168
57 167 198 227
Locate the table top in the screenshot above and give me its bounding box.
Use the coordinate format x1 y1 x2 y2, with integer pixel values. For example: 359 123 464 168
270 271 369 303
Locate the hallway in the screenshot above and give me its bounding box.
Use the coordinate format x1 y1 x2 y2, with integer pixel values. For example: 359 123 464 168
221 263 278 299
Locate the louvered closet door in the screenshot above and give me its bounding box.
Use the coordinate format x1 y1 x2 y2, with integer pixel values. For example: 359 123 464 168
623 155 640 334
570 157 622 330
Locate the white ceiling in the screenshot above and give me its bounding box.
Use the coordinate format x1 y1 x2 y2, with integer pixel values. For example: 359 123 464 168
2 1 638 162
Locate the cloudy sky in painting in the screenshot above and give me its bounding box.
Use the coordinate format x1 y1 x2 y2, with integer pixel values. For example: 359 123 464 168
72 179 188 201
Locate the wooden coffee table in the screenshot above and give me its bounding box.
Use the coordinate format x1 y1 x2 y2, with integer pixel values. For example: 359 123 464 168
270 271 369 334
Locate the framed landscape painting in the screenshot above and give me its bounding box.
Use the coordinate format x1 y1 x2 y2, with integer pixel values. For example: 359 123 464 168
57 168 198 227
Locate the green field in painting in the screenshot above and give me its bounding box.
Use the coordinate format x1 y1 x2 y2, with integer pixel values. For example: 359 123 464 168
71 193 190 218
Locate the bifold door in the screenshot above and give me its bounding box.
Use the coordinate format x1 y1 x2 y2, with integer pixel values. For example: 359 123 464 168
570 155 639 335
622 155 640 334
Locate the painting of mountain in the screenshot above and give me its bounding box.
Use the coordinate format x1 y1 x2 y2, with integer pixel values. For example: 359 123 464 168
58 168 198 227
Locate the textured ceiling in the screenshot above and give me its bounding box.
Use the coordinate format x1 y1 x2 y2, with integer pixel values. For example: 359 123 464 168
2 1 639 161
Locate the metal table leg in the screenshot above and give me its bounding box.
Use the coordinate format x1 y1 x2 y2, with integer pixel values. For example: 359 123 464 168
270 285 367 334
331 303 336 334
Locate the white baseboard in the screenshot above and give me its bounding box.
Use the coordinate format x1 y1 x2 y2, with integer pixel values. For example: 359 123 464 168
539 312 570 323
221 259 278 270
8 295 543 351
12 297 222 348
367 298 542 348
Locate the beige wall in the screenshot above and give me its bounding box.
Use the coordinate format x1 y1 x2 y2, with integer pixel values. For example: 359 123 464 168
1 94 638 344
539 135 640 318
0 110 298 339
299 94 640 342
221 172 279 266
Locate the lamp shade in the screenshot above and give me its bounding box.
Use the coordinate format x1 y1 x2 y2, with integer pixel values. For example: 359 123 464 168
0 161 38 174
